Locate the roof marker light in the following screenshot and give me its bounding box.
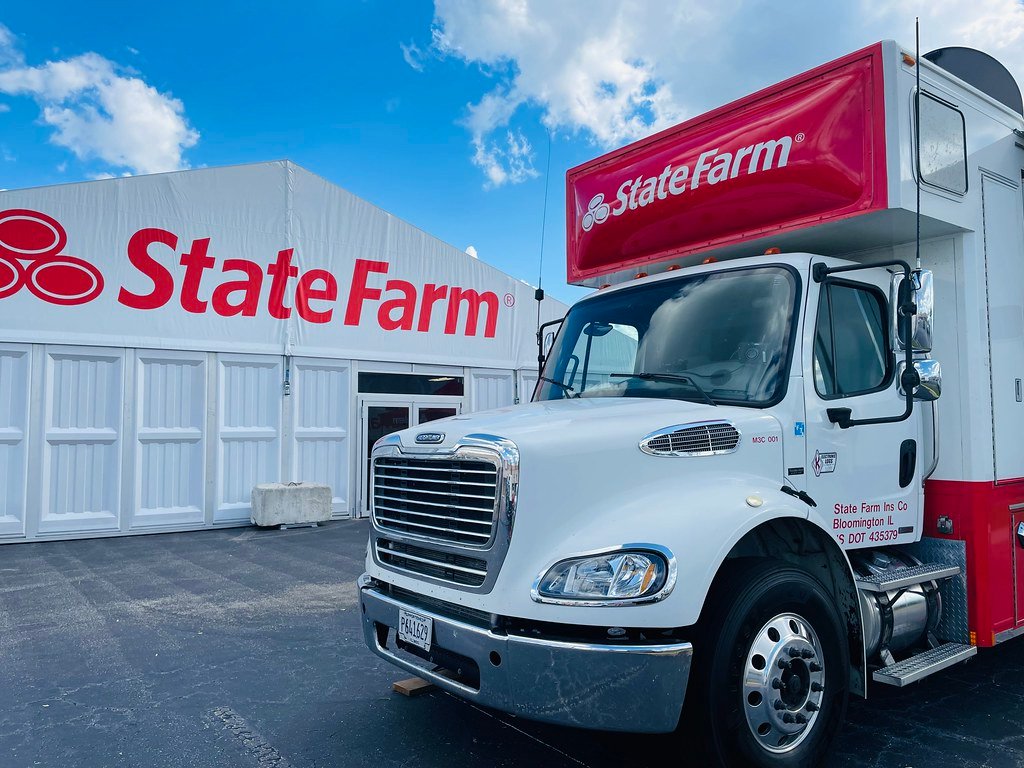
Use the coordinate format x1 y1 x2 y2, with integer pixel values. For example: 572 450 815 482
764 247 781 255
902 53 916 66
666 265 681 271
702 257 717 264
634 272 648 279
599 284 611 290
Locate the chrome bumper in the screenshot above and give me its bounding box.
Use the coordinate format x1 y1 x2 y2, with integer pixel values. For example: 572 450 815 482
359 580 693 733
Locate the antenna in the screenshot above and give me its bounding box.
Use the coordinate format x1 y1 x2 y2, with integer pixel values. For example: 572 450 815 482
915 17 922 272
535 129 553 376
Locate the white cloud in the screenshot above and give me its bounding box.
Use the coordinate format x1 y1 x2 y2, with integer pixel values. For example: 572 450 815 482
0 25 23 68
0 103 9 113
430 0 1024 185
473 128 537 187
465 245 478 259
0 25 198 175
400 40 426 72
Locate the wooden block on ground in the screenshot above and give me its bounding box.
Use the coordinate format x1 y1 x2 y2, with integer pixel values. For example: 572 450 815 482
392 677 435 696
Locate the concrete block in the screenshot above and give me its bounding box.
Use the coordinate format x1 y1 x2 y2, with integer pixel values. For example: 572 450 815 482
251 483 333 527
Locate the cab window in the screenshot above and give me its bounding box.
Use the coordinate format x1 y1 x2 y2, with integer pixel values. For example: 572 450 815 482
813 281 890 397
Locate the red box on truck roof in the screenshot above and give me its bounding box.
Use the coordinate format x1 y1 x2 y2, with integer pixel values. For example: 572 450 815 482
566 43 889 286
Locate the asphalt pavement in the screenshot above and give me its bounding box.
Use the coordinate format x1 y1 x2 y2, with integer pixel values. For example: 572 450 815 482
0 521 1021 767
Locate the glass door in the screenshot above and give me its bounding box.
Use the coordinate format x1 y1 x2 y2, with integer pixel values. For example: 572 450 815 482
417 405 458 424
360 401 411 518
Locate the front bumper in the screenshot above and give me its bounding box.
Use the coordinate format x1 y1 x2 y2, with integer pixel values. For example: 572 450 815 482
359 580 693 733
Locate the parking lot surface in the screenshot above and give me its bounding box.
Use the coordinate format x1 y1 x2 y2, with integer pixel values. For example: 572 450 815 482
1 520 1022 767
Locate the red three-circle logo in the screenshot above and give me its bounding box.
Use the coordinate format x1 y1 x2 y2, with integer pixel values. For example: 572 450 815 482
0 209 104 305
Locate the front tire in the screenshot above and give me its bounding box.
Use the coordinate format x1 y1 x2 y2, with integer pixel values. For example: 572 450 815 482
687 559 849 767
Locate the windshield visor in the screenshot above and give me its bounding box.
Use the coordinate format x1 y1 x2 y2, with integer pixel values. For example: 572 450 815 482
536 266 799 406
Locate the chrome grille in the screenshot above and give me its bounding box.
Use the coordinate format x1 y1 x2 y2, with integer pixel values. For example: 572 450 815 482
376 538 488 587
640 421 741 457
372 456 499 547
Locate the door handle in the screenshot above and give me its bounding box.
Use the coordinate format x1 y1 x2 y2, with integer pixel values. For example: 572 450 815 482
899 439 917 488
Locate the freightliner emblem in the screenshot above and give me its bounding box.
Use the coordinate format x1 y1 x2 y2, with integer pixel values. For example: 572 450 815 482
415 432 445 444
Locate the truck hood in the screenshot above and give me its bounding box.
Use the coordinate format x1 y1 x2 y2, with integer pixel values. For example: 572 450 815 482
388 397 776 455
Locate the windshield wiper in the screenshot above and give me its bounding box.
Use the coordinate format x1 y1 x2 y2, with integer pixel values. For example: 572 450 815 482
609 372 716 406
539 376 575 394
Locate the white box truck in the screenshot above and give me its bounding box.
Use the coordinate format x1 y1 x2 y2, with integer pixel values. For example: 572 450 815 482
359 40 1024 766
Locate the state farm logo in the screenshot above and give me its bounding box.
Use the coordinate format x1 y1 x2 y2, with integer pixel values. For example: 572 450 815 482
581 194 611 232
0 210 504 338
580 134 796 233
0 209 104 305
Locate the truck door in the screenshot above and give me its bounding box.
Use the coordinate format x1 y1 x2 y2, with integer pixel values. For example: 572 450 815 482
802 265 922 549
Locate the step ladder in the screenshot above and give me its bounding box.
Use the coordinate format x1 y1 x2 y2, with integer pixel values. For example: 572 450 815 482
855 562 977 686
873 642 977 686
855 563 960 592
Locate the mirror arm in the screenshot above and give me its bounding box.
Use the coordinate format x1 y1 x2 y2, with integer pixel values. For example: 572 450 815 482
537 317 565 378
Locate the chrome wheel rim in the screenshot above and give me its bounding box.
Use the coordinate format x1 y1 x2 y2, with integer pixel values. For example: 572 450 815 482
742 612 825 753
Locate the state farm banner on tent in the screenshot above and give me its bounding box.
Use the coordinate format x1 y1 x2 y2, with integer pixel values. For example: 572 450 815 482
0 162 551 368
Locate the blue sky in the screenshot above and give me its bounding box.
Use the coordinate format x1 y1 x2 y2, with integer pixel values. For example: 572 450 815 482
3 1 1024 306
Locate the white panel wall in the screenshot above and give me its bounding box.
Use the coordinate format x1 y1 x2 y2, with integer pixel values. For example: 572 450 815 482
470 369 515 413
290 358 351 517
0 345 30 538
40 347 124 534
216 355 282 523
1 344 525 541
518 369 539 404
133 351 206 528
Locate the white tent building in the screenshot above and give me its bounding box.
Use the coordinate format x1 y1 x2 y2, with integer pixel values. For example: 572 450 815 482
0 161 566 543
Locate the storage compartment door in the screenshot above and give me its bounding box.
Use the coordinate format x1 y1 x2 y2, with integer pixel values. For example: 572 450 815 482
983 174 1024 481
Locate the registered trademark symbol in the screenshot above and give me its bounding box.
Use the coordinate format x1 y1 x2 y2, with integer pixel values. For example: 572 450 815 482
795 132 806 142
503 293 515 307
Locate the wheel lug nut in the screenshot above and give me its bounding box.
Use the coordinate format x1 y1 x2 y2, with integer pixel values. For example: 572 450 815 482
801 649 814 659
771 679 784 689
787 647 801 657
778 659 791 670
795 713 808 724
806 701 819 712
809 662 822 672
782 713 796 723
811 682 824 692
774 700 786 710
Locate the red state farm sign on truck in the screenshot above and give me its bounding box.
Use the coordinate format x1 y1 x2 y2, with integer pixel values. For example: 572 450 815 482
358 39 1024 766
567 44 889 286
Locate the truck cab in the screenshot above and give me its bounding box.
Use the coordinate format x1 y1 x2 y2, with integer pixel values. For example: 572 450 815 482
360 39 1024 766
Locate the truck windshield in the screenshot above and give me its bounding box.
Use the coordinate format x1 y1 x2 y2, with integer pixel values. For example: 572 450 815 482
535 266 799 406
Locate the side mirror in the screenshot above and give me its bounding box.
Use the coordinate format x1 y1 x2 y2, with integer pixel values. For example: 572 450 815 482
891 270 934 353
898 359 942 401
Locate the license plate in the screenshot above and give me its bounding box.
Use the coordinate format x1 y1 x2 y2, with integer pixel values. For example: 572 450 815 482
398 608 433 652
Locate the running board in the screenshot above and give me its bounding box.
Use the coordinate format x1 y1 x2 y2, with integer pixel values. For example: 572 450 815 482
855 563 960 592
873 643 977 686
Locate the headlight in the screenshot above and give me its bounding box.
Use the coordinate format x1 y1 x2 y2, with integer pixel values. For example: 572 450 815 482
534 549 671 604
